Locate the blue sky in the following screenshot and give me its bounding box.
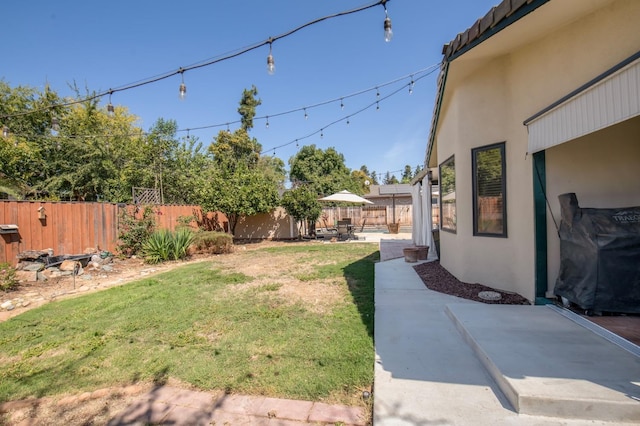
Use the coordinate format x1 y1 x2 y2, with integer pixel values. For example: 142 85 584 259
3 0 498 181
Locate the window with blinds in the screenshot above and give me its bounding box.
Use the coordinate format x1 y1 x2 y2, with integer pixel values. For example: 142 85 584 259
472 142 507 237
439 155 456 233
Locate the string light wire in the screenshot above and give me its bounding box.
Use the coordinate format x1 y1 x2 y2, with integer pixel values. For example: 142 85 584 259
0 0 389 121
3 63 436 146
261 69 434 154
176 63 438 134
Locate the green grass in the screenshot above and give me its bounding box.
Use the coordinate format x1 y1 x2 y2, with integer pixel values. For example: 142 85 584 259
0 243 378 405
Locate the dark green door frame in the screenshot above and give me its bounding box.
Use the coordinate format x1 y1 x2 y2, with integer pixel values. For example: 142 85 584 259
533 151 552 305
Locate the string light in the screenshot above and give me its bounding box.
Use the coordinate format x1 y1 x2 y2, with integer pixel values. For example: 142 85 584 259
176 64 439 136
265 116 270 128
383 1 393 42
267 40 275 75
320 128 324 139
409 77 414 95
107 90 115 116
0 1 389 121
304 108 308 120
261 69 435 155
340 98 344 110
5 65 437 152
178 69 187 100
2 126 8 138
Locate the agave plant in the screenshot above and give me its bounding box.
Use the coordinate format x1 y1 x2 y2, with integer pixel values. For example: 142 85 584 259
171 228 195 261
142 229 173 264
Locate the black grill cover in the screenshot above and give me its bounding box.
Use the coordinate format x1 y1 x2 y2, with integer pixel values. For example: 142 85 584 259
554 193 640 314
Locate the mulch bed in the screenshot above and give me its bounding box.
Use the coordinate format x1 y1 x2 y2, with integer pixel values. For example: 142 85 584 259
413 261 530 305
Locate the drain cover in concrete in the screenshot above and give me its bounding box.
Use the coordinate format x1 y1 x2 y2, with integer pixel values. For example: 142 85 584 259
478 291 502 301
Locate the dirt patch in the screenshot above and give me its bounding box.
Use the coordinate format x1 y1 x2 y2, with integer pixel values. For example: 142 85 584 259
211 242 349 314
414 261 530 305
0 240 286 323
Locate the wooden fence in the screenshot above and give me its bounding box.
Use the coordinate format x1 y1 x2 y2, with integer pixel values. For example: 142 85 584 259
0 201 208 266
316 205 413 230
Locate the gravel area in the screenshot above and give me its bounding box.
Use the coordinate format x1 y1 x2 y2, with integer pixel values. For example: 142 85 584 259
413 261 530 305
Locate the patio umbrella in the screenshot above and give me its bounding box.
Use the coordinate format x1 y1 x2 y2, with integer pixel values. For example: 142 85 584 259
318 190 373 204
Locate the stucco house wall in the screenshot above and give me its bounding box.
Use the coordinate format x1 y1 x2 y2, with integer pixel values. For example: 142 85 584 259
432 0 640 302
233 207 297 240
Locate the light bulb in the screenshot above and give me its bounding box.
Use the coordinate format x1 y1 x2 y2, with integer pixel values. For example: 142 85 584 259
179 83 187 100
107 103 115 116
51 117 60 132
2 126 8 138
267 54 275 75
266 116 270 128
384 16 393 42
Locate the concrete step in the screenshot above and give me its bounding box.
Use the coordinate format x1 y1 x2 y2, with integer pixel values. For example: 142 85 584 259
445 304 640 423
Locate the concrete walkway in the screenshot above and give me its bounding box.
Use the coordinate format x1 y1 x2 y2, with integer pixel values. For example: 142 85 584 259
374 256 640 425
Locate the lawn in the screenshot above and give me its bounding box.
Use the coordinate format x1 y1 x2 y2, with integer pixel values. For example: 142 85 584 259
0 242 378 407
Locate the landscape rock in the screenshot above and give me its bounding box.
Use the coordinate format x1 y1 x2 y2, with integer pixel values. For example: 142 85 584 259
59 260 80 272
20 262 46 272
15 270 38 282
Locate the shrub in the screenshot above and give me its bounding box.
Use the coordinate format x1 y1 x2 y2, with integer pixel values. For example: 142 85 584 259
117 206 156 257
142 229 195 264
0 262 18 291
192 231 233 254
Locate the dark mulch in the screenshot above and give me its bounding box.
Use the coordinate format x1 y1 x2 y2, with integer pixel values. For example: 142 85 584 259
413 261 531 305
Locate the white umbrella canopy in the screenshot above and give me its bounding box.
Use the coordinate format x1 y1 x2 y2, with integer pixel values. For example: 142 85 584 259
318 190 373 204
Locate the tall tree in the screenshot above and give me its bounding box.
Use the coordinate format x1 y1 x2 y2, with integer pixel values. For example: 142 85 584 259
383 172 399 185
200 87 280 235
237 85 261 131
288 145 360 196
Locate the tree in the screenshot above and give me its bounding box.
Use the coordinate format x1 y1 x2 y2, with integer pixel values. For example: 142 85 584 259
401 165 413 183
200 87 280 235
237 85 261 131
281 185 322 238
383 172 399 185
289 145 361 196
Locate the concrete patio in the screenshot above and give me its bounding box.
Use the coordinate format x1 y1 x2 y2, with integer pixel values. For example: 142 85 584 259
374 255 640 425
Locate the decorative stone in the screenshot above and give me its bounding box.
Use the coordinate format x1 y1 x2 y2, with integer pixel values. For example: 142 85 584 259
478 290 502 301
15 270 38 282
1 300 14 309
59 260 79 272
20 262 46 272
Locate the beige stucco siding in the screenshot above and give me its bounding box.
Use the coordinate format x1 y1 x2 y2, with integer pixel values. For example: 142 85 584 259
438 57 536 300
234 207 296 240
435 0 640 302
